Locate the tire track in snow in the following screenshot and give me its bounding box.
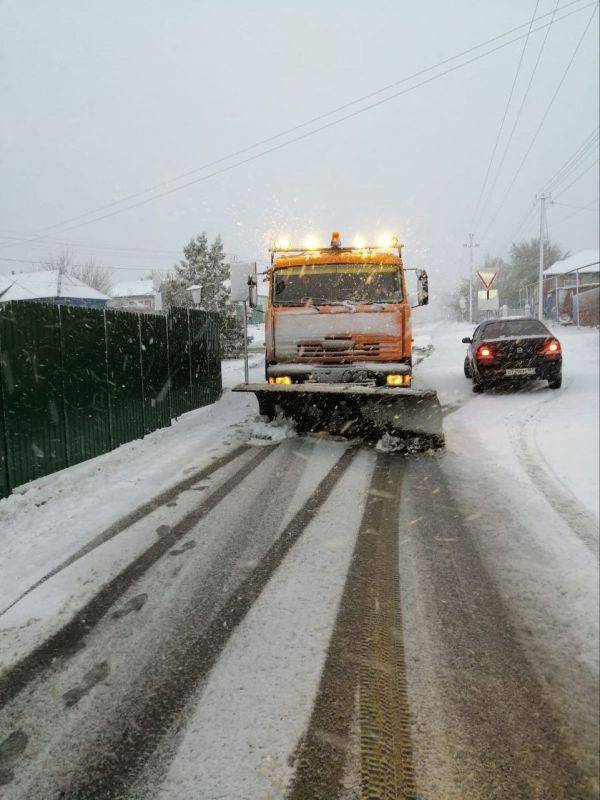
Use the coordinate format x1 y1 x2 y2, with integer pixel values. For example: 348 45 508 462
0 444 252 618
288 454 416 800
60 446 359 799
513 389 598 556
397 456 594 799
0 445 272 709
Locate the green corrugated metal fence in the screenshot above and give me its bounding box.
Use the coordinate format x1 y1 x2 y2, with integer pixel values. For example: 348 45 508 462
0 303 221 499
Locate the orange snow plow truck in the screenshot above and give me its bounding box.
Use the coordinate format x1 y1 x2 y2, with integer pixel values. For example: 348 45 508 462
233 232 443 448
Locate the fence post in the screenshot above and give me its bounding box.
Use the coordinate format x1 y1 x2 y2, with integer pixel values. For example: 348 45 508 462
103 308 114 449
138 313 146 436
187 307 193 407
164 310 173 422
57 305 71 466
0 313 11 498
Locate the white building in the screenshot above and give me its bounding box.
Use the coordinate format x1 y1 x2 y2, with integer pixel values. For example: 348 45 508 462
544 250 599 326
0 270 109 308
544 249 599 285
109 279 161 311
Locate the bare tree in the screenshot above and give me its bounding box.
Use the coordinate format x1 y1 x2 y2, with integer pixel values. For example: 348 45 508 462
42 250 113 295
70 258 114 295
43 248 75 273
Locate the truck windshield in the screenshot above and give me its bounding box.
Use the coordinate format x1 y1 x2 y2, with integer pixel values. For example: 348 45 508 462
272 263 403 305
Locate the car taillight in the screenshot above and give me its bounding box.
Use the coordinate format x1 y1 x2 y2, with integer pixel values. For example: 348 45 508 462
476 344 494 360
543 338 561 355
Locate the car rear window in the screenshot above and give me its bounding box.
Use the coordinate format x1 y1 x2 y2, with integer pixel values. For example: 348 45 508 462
482 319 549 338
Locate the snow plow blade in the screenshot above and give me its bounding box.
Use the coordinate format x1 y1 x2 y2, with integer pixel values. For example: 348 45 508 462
233 383 444 449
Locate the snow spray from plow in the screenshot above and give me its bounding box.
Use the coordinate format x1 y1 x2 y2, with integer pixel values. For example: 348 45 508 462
233 383 445 450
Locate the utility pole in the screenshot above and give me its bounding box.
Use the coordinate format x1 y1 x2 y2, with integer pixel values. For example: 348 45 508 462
536 193 550 320
463 233 479 324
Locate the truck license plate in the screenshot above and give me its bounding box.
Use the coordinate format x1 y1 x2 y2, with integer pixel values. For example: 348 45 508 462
505 367 535 376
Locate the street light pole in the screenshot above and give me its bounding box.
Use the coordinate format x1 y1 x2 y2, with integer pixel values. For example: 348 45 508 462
536 193 550 320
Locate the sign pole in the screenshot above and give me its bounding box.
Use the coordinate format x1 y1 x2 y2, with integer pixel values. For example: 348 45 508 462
242 300 249 384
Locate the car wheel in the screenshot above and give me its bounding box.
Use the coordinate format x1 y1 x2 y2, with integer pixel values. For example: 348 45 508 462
472 379 485 393
464 358 472 379
548 373 562 390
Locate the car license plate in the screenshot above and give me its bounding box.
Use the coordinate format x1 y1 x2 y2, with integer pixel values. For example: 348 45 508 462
505 367 535 376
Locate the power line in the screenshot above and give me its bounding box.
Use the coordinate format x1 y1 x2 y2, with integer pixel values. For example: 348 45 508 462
497 130 598 250
470 0 540 230
551 196 599 224
482 3 598 239
542 129 599 192
38 2 600 240
31 0 591 236
552 157 599 197
509 204 539 243
0 232 181 257
541 127 599 189
5 0 595 250
552 198 598 210
0 255 166 272
476 0 562 231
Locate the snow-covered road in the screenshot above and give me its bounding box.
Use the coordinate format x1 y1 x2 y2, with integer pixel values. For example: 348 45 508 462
0 322 597 799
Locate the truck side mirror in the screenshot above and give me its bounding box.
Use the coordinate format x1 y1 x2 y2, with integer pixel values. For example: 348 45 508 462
417 269 429 306
461 337 472 344
248 276 258 309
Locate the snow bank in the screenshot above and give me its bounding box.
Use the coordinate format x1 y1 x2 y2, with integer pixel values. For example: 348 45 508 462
0 357 265 617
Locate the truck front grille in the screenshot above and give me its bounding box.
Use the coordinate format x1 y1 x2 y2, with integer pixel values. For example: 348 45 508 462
296 341 381 359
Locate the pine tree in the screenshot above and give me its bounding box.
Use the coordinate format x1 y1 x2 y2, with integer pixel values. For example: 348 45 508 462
163 233 245 357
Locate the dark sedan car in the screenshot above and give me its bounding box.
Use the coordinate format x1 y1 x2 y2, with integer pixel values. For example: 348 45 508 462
462 317 562 393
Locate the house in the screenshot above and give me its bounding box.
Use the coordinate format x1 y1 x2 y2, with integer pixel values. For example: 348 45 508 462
544 250 599 285
0 270 109 308
544 250 599 325
109 279 161 311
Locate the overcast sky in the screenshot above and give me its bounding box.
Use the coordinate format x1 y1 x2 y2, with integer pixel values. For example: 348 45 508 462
1 0 598 292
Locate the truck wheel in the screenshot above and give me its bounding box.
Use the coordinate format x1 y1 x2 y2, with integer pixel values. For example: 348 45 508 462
472 379 484 393
464 358 472 378
258 398 276 420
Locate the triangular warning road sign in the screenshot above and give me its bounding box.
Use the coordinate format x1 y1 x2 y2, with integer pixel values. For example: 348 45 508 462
476 271 498 290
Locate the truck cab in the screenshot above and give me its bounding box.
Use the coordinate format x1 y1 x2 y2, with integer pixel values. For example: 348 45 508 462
264 232 428 388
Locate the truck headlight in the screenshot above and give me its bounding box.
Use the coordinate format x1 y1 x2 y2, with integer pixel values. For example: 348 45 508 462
269 376 292 385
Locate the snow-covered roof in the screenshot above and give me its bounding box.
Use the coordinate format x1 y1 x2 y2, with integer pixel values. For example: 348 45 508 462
545 250 599 276
0 270 109 302
110 279 155 298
